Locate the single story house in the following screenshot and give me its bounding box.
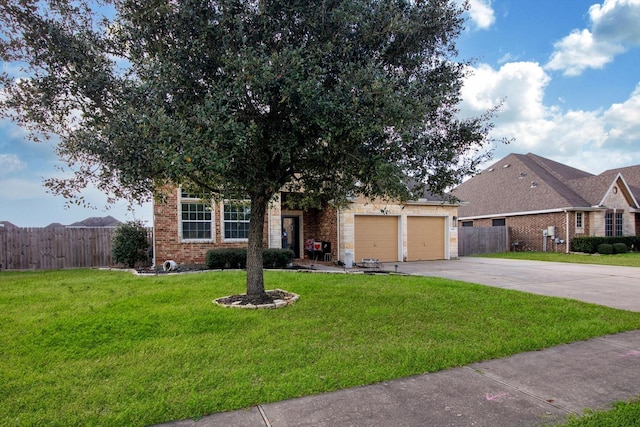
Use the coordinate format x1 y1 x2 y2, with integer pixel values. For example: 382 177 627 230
452 153 640 252
152 186 460 266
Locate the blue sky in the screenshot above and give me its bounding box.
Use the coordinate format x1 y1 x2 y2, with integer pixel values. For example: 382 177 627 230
1 0 639 227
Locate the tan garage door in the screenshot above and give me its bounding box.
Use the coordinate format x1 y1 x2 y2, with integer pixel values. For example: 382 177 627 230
407 216 445 261
354 216 399 262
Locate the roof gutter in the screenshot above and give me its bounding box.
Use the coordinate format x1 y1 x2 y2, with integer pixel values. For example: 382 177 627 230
406 199 462 207
458 206 607 221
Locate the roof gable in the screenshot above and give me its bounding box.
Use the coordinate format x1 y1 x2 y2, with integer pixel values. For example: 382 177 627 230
598 165 640 202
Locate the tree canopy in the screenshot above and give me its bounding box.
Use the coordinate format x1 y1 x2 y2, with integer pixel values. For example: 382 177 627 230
1 0 497 296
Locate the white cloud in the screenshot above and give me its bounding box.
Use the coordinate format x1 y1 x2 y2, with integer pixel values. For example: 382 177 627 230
454 0 495 30
466 0 495 29
545 29 624 76
590 0 640 45
602 83 640 145
545 0 640 76
460 63 640 174
0 154 26 175
460 62 550 122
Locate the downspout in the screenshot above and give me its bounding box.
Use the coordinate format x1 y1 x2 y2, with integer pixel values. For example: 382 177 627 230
152 200 157 268
336 206 341 263
564 210 570 254
269 204 274 249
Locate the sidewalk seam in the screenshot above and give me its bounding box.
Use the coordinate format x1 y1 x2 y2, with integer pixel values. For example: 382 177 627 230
257 405 272 427
465 367 578 416
595 335 640 350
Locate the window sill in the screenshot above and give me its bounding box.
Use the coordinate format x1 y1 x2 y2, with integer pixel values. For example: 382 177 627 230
181 238 215 243
223 238 249 243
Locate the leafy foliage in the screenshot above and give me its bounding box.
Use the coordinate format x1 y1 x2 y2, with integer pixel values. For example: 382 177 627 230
111 220 150 268
261 249 295 268
205 248 293 269
1 0 499 294
612 243 628 254
597 244 614 255
572 237 640 254
205 248 248 270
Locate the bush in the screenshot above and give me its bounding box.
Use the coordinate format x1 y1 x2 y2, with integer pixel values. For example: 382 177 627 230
613 243 628 254
206 248 294 269
112 221 150 268
262 249 295 268
205 248 247 269
572 236 640 253
597 243 614 255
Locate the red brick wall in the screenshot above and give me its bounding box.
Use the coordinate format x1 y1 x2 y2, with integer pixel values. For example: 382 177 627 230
507 213 568 252
302 202 338 259
468 212 575 252
153 187 269 265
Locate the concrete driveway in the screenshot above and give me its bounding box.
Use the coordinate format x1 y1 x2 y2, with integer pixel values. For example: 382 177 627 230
395 257 640 312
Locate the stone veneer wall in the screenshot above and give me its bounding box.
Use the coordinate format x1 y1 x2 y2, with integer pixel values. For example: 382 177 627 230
338 199 458 262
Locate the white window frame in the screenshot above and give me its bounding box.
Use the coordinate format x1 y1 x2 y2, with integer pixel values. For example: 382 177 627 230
575 211 584 232
179 190 214 242
222 201 251 242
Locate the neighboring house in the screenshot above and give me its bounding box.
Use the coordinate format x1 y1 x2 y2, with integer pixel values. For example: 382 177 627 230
152 186 460 266
68 215 122 227
452 153 640 252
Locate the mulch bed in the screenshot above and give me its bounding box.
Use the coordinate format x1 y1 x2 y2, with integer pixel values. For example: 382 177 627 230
216 289 290 306
214 289 300 309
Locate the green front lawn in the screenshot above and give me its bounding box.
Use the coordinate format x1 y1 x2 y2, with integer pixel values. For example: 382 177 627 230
477 251 640 267
3 269 640 426
559 398 640 426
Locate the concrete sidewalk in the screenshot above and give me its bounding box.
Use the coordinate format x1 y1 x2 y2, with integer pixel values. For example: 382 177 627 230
156 259 640 426
158 330 640 427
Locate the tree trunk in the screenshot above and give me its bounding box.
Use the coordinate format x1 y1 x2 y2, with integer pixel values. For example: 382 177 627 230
246 193 268 297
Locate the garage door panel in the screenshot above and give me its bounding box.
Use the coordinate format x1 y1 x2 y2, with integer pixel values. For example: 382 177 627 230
354 216 398 262
407 217 445 261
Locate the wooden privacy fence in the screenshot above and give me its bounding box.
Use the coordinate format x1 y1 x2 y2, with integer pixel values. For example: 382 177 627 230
0 227 153 270
458 226 509 256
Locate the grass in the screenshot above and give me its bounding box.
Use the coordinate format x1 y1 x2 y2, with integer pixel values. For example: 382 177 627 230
3 269 640 426
476 251 640 267
558 398 640 426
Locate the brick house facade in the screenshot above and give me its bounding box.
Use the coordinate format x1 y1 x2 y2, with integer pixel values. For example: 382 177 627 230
453 153 640 253
152 186 459 266
153 187 270 265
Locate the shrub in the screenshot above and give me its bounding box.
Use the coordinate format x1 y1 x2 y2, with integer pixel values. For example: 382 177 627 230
262 249 294 268
206 248 294 269
613 243 628 254
206 248 246 269
597 243 614 255
572 236 640 253
112 221 150 268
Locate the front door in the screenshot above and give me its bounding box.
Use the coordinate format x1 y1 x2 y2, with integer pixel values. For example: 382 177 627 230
282 216 301 258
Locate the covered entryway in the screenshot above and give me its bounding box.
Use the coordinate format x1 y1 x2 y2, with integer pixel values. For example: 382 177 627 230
354 215 399 262
407 216 445 261
281 216 301 258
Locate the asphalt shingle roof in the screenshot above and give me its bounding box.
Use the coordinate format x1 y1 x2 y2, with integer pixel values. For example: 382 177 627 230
452 153 640 218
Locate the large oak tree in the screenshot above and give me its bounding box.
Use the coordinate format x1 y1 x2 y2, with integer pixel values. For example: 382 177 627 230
1 0 496 297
